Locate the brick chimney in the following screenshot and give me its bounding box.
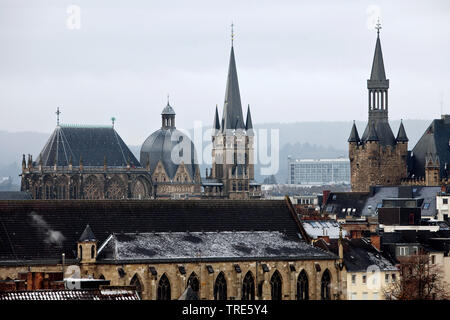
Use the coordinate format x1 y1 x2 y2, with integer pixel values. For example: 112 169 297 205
370 234 381 251
322 190 331 206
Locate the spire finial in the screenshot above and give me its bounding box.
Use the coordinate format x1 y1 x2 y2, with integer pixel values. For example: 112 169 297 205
111 117 116 128
56 107 61 126
231 22 234 46
167 93 170 105
375 18 382 37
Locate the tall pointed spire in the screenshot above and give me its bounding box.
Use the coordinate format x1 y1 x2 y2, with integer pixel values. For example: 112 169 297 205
221 26 245 132
370 22 386 82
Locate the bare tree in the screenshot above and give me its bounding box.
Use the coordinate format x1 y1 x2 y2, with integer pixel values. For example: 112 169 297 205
384 253 448 300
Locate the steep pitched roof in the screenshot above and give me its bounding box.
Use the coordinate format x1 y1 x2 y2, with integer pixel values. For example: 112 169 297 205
221 46 245 131
0 200 310 262
348 122 360 143
396 120 409 142
161 103 176 115
213 105 221 132
365 121 379 142
35 125 140 167
245 105 254 135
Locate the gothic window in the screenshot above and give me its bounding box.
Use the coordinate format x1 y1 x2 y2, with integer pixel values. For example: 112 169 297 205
214 272 227 300
45 184 52 199
130 274 143 299
90 245 95 259
84 176 102 200
242 271 255 300
133 180 147 199
232 182 236 191
107 177 126 200
297 270 309 300
79 245 82 259
187 272 200 296
270 270 282 300
238 182 242 191
157 274 171 300
321 269 331 300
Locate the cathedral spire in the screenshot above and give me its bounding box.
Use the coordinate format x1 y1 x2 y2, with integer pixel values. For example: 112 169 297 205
348 121 360 143
246 104 254 135
222 29 245 132
396 119 409 142
370 20 387 82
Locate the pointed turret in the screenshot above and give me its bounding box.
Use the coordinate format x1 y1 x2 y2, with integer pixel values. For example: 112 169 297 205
79 224 96 242
213 104 220 134
369 35 386 82
396 120 408 142
366 121 379 142
348 121 360 143
161 100 176 130
245 105 254 135
222 46 245 131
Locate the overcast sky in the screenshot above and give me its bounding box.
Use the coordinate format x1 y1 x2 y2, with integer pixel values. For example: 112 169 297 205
0 0 449 144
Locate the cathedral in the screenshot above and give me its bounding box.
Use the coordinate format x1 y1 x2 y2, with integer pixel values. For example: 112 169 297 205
348 25 409 192
21 33 261 200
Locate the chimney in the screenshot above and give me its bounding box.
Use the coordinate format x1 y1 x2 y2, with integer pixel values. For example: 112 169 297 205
370 234 381 251
322 190 331 206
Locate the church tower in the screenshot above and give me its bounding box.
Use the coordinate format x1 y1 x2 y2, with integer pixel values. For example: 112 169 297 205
348 22 409 192
207 27 260 199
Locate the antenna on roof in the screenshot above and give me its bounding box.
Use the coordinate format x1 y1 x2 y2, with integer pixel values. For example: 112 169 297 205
231 22 234 46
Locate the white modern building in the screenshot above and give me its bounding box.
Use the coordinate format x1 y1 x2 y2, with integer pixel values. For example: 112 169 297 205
288 158 350 185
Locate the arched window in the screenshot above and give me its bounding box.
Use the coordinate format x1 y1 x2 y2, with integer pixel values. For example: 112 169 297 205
130 274 143 299
187 272 200 296
90 245 95 259
321 269 331 300
297 270 309 300
270 270 282 300
242 271 255 300
99 274 105 280
157 274 171 300
214 272 227 300
79 245 83 259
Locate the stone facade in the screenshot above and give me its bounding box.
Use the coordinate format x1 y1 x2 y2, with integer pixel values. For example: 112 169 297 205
349 140 408 192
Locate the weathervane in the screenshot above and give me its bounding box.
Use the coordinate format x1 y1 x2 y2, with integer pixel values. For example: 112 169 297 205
231 22 234 46
56 107 61 126
375 18 382 36
111 117 116 128
167 93 170 105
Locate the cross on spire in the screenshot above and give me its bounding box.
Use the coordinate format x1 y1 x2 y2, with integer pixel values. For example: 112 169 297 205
375 18 382 36
231 22 234 46
56 107 61 126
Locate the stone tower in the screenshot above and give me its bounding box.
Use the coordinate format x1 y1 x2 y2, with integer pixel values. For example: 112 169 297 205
348 25 409 192
208 42 260 199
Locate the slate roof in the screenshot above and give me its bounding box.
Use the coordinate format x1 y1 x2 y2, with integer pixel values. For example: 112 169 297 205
221 46 245 131
348 122 360 143
396 121 408 142
97 231 336 263
78 225 96 242
318 238 397 272
409 116 450 178
161 103 176 115
324 186 440 218
0 199 307 262
0 289 139 300
139 127 199 179
369 35 387 82
0 192 31 200
35 125 140 167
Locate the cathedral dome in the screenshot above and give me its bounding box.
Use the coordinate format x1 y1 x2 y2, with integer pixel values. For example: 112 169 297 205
140 103 199 181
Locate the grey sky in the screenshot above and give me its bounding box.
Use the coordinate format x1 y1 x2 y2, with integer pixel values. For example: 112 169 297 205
0 0 449 145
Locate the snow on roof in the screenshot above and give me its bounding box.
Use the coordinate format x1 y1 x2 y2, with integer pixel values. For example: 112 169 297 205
302 220 347 239
97 231 336 262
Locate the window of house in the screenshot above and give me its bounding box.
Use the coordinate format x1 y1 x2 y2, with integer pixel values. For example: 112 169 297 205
362 275 367 284
376 203 382 209
373 292 379 300
350 292 357 300
385 274 389 283
362 292 368 300
399 246 409 256
351 274 356 285
431 255 436 264
409 213 415 225
391 274 396 282
443 198 448 205
423 203 430 210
